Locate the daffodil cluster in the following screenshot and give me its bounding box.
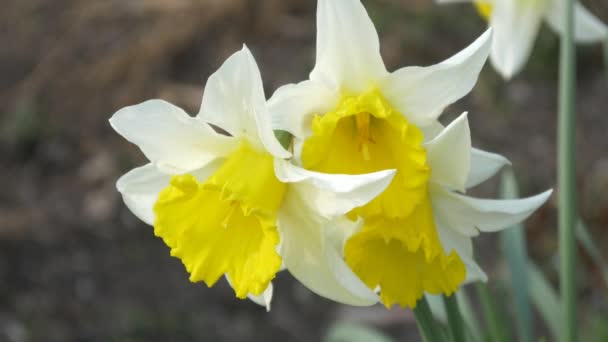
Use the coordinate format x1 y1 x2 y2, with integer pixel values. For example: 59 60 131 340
441 0 608 78
111 0 551 310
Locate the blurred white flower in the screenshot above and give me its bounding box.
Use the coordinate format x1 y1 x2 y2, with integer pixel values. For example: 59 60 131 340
441 0 608 78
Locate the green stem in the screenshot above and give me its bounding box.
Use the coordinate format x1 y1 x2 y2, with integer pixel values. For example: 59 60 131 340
604 39 608 82
476 283 509 342
413 297 443 342
456 291 482 342
443 294 466 342
557 0 577 340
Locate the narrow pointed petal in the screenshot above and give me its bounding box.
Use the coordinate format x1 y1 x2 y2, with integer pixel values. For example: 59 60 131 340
420 121 507 189
544 0 608 43
431 184 553 236
488 0 545 79
381 29 492 126
425 112 471 192
110 100 236 173
278 190 379 306
116 164 170 225
467 148 511 188
436 220 488 283
268 80 339 139
274 159 395 218
198 46 290 158
310 0 388 93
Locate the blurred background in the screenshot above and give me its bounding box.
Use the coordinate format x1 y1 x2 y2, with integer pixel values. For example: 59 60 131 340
1 0 607 341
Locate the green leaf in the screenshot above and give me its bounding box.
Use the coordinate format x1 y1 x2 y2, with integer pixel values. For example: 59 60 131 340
456 291 482 342
576 219 608 289
325 322 393 342
413 296 444 342
499 170 533 342
603 38 608 82
443 294 466 342
527 262 560 341
475 282 510 342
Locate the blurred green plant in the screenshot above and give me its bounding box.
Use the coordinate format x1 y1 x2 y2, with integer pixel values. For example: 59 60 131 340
528 261 561 340
576 219 608 289
325 322 393 342
413 296 444 342
604 39 608 81
475 282 511 342
443 294 466 342
499 169 533 342
557 0 577 340
1 100 45 151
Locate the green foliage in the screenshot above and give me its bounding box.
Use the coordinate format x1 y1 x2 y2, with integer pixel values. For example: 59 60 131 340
499 170 533 342
2 100 45 149
576 220 608 289
325 322 393 342
528 262 561 341
475 283 511 342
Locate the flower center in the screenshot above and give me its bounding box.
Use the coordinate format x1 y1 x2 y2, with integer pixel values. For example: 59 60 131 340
355 112 375 161
153 139 286 298
301 89 465 308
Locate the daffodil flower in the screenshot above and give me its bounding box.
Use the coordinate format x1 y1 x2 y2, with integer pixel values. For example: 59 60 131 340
441 0 608 79
268 0 552 308
110 46 397 309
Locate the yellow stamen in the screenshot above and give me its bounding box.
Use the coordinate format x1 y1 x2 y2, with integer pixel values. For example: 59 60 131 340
355 112 374 161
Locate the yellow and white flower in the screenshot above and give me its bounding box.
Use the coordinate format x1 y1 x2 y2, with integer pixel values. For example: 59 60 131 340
268 0 552 308
110 46 397 309
440 0 608 78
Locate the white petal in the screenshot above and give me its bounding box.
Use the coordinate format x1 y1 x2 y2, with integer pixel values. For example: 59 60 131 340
420 120 509 189
268 80 339 139
116 164 170 225
488 0 545 79
421 120 445 142
435 219 488 283
425 112 471 192
110 100 236 173
431 184 553 236
381 29 492 126
544 0 608 43
274 159 395 218
277 189 379 306
198 46 290 158
467 148 511 188
310 0 388 93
